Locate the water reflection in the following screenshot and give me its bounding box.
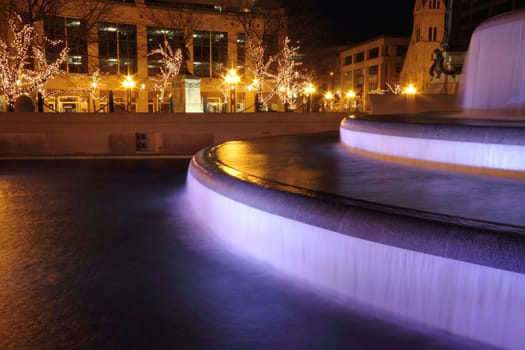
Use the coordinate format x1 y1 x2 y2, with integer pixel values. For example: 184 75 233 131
0 161 483 349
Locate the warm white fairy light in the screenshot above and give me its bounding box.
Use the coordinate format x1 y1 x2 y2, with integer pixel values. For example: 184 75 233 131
148 39 183 103
246 35 309 111
0 13 69 109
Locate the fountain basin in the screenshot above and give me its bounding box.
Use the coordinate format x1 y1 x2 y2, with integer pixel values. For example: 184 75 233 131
187 129 525 350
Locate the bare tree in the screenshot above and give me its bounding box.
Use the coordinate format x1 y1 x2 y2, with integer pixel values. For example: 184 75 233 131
265 37 309 110
148 39 183 107
244 35 276 109
0 13 68 110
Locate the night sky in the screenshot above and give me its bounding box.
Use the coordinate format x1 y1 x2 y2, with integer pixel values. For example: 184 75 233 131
284 0 416 46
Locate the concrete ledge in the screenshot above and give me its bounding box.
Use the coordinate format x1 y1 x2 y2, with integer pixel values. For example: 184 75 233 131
0 111 346 157
366 94 460 115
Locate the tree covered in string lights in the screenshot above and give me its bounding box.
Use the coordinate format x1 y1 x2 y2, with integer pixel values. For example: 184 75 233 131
148 39 183 106
245 34 276 110
245 35 311 111
267 37 309 111
0 13 68 110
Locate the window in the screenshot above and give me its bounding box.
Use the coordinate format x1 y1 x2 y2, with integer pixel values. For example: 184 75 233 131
147 27 184 76
355 51 364 62
193 30 228 78
343 71 352 90
368 47 379 59
396 45 408 56
428 27 438 41
344 55 352 65
237 33 246 74
368 65 378 75
45 16 88 73
98 22 137 74
354 68 364 88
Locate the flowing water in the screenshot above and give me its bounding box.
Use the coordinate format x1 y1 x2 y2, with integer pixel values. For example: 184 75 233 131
0 160 481 349
460 8 525 112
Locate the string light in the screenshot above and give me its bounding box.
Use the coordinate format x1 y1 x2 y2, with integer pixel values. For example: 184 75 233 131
0 13 69 109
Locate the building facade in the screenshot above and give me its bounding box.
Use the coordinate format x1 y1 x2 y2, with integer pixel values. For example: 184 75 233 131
400 0 525 95
1 0 286 113
399 0 453 94
338 36 409 112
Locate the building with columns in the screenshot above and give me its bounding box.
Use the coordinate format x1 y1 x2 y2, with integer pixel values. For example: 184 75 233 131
1 0 286 113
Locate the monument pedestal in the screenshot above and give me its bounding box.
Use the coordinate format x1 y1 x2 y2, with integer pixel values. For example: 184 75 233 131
174 75 202 113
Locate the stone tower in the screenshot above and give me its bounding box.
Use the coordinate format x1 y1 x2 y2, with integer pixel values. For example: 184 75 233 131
400 0 460 94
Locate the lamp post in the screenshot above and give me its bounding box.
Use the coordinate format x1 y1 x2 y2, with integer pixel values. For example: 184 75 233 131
225 68 240 112
345 89 356 112
403 83 417 113
403 83 417 95
304 83 315 112
248 78 261 112
121 75 136 112
324 91 334 112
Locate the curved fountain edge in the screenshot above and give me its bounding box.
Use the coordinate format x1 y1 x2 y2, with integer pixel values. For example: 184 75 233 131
186 145 525 349
188 145 525 274
340 116 525 178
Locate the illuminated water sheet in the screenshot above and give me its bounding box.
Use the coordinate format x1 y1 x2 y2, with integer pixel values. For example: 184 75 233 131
340 127 525 173
186 169 525 350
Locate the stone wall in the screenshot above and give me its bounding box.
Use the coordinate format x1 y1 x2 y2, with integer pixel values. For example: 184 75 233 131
0 112 347 157
366 94 460 115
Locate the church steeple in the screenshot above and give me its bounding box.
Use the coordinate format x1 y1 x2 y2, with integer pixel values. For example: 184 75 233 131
400 0 452 94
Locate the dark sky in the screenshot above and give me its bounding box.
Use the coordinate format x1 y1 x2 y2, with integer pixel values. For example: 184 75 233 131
284 1 415 46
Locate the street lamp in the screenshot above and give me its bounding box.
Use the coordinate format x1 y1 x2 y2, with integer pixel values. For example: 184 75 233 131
324 91 334 111
121 75 136 112
224 68 240 112
345 89 356 112
403 83 417 95
91 81 97 112
402 83 417 113
304 83 315 112
248 78 261 112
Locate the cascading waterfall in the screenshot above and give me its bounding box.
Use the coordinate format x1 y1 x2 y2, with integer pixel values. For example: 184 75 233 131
187 8 525 350
461 8 525 112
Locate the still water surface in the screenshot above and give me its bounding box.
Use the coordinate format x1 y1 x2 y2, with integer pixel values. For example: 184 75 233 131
0 160 484 349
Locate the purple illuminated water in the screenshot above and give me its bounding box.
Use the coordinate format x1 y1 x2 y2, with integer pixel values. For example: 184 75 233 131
0 160 477 349
461 8 525 113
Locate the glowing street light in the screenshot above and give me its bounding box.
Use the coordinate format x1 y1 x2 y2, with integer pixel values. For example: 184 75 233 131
122 75 136 112
403 83 417 95
345 90 356 112
248 78 261 112
225 68 240 112
324 91 334 111
304 83 315 112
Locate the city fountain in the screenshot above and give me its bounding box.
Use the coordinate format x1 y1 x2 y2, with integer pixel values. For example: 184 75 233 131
461 8 525 113
187 8 525 350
